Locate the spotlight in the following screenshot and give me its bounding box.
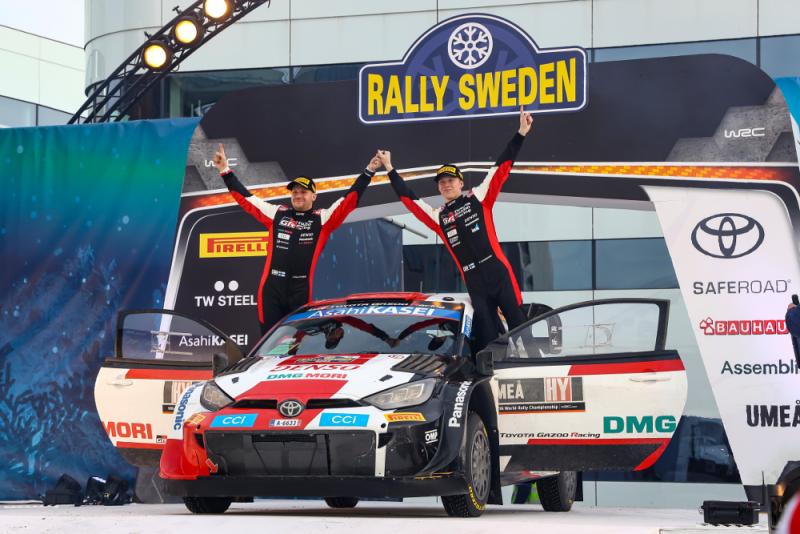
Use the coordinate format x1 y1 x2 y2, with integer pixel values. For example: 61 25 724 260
204 0 232 20
142 41 172 71
173 16 204 45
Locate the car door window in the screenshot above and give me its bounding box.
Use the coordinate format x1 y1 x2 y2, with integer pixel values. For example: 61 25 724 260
119 311 241 363
505 300 665 359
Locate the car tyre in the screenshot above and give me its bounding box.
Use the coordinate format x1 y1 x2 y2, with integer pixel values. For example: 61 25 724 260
537 471 577 512
183 496 232 514
324 497 359 508
442 412 491 518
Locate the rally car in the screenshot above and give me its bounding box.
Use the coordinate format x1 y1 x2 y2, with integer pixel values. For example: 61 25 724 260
94 292 687 516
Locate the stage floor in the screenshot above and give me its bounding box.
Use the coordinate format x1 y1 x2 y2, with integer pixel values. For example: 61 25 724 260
0 500 768 533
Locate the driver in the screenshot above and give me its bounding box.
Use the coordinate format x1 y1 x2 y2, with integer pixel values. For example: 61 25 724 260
213 144 380 335
379 107 534 350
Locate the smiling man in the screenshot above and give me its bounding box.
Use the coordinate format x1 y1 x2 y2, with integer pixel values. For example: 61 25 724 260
380 108 533 350
213 144 380 335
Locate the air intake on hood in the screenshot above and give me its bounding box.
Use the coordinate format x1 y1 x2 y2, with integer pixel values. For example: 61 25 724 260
390 354 445 376
216 356 261 377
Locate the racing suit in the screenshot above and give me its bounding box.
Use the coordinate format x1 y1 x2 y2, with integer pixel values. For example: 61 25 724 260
389 133 527 350
221 169 374 335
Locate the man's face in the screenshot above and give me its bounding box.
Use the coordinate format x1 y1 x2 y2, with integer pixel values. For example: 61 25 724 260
437 175 463 202
290 186 316 211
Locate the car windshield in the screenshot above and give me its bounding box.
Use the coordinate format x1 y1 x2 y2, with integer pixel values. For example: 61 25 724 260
254 301 464 357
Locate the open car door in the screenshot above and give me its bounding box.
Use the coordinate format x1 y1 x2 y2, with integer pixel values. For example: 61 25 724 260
486 299 687 482
93 310 243 467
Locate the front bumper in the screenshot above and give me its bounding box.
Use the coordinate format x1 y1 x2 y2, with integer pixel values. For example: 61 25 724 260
163 473 468 498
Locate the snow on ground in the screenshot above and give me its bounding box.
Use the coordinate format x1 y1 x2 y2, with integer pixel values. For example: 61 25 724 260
0 500 768 534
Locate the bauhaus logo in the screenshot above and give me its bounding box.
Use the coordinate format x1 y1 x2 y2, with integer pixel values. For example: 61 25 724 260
199 232 268 258
690 213 764 259
698 317 787 336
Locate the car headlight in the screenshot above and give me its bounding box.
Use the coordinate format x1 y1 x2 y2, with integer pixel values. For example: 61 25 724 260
199 381 234 411
363 378 437 410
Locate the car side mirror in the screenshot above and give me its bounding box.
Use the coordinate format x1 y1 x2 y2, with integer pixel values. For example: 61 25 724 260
475 350 494 376
212 353 230 376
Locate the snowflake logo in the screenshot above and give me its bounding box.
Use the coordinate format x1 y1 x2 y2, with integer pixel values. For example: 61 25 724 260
447 22 493 70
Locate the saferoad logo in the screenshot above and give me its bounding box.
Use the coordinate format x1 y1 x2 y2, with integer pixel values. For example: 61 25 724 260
359 14 587 124
698 317 787 336
199 232 268 258
690 213 764 259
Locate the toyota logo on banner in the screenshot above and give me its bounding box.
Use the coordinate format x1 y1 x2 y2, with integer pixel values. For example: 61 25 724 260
690 213 764 259
278 399 304 418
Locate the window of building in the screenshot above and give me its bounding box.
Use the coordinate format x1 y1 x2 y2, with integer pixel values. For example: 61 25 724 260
0 95 36 128
760 34 800 79
593 38 757 65
595 238 678 290
36 105 73 126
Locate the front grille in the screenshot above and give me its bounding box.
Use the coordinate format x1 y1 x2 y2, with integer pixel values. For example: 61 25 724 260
391 354 446 376
204 431 376 477
230 399 360 410
231 399 277 409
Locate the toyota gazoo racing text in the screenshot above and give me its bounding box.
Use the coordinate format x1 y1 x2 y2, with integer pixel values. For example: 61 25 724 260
95 294 687 517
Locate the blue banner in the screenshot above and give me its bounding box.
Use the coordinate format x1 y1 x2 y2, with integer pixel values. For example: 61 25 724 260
359 13 587 124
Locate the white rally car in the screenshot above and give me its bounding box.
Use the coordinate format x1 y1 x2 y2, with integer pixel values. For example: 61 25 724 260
94 292 687 516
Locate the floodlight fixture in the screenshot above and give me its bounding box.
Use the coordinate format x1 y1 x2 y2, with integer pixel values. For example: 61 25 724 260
204 0 232 20
142 41 172 70
174 16 204 46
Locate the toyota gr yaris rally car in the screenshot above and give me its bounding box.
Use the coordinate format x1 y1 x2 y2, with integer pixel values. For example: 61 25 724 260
94 292 687 516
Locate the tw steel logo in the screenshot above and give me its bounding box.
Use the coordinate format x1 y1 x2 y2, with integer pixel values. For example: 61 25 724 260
278 399 304 417
199 232 268 258
691 213 764 259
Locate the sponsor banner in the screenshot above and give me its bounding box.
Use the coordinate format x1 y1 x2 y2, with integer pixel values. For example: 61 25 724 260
698 317 788 336
199 232 269 258
359 14 587 123
286 304 461 322
385 412 426 423
646 186 800 487
210 413 258 428
498 377 585 413
162 380 197 414
319 413 369 427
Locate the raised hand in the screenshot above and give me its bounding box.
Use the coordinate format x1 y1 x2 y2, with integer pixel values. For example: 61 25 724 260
367 153 381 172
377 149 393 172
213 143 228 172
518 106 533 136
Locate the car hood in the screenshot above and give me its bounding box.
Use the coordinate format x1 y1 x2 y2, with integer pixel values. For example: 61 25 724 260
213 353 444 401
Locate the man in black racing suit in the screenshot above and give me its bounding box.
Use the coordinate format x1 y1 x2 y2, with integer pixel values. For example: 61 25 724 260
380 108 533 350
213 144 380 335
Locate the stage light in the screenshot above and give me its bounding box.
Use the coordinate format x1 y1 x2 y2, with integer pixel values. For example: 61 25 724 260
173 16 203 45
142 41 172 70
204 0 232 20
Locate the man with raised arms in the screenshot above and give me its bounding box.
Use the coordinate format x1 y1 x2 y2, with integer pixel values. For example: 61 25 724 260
213 145 380 335
379 108 534 350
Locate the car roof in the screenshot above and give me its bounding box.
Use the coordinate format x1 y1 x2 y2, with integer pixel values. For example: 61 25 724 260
306 292 471 308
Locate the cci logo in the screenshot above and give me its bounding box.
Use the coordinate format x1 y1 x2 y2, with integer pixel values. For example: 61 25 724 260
690 213 764 259
278 399 304 417
319 413 369 427
210 413 258 429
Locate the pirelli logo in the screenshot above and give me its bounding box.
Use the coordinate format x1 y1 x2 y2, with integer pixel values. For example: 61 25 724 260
200 232 269 258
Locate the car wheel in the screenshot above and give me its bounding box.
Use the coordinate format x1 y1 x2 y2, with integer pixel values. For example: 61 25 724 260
442 412 491 517
183 496 232 514
537 471 577 512
324 497 359 508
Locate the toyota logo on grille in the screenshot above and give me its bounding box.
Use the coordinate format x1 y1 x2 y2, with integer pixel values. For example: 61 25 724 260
278 399 304 417
690 213 764 259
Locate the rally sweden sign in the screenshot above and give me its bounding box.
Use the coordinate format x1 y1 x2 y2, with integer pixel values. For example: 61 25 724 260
359 14 588 124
